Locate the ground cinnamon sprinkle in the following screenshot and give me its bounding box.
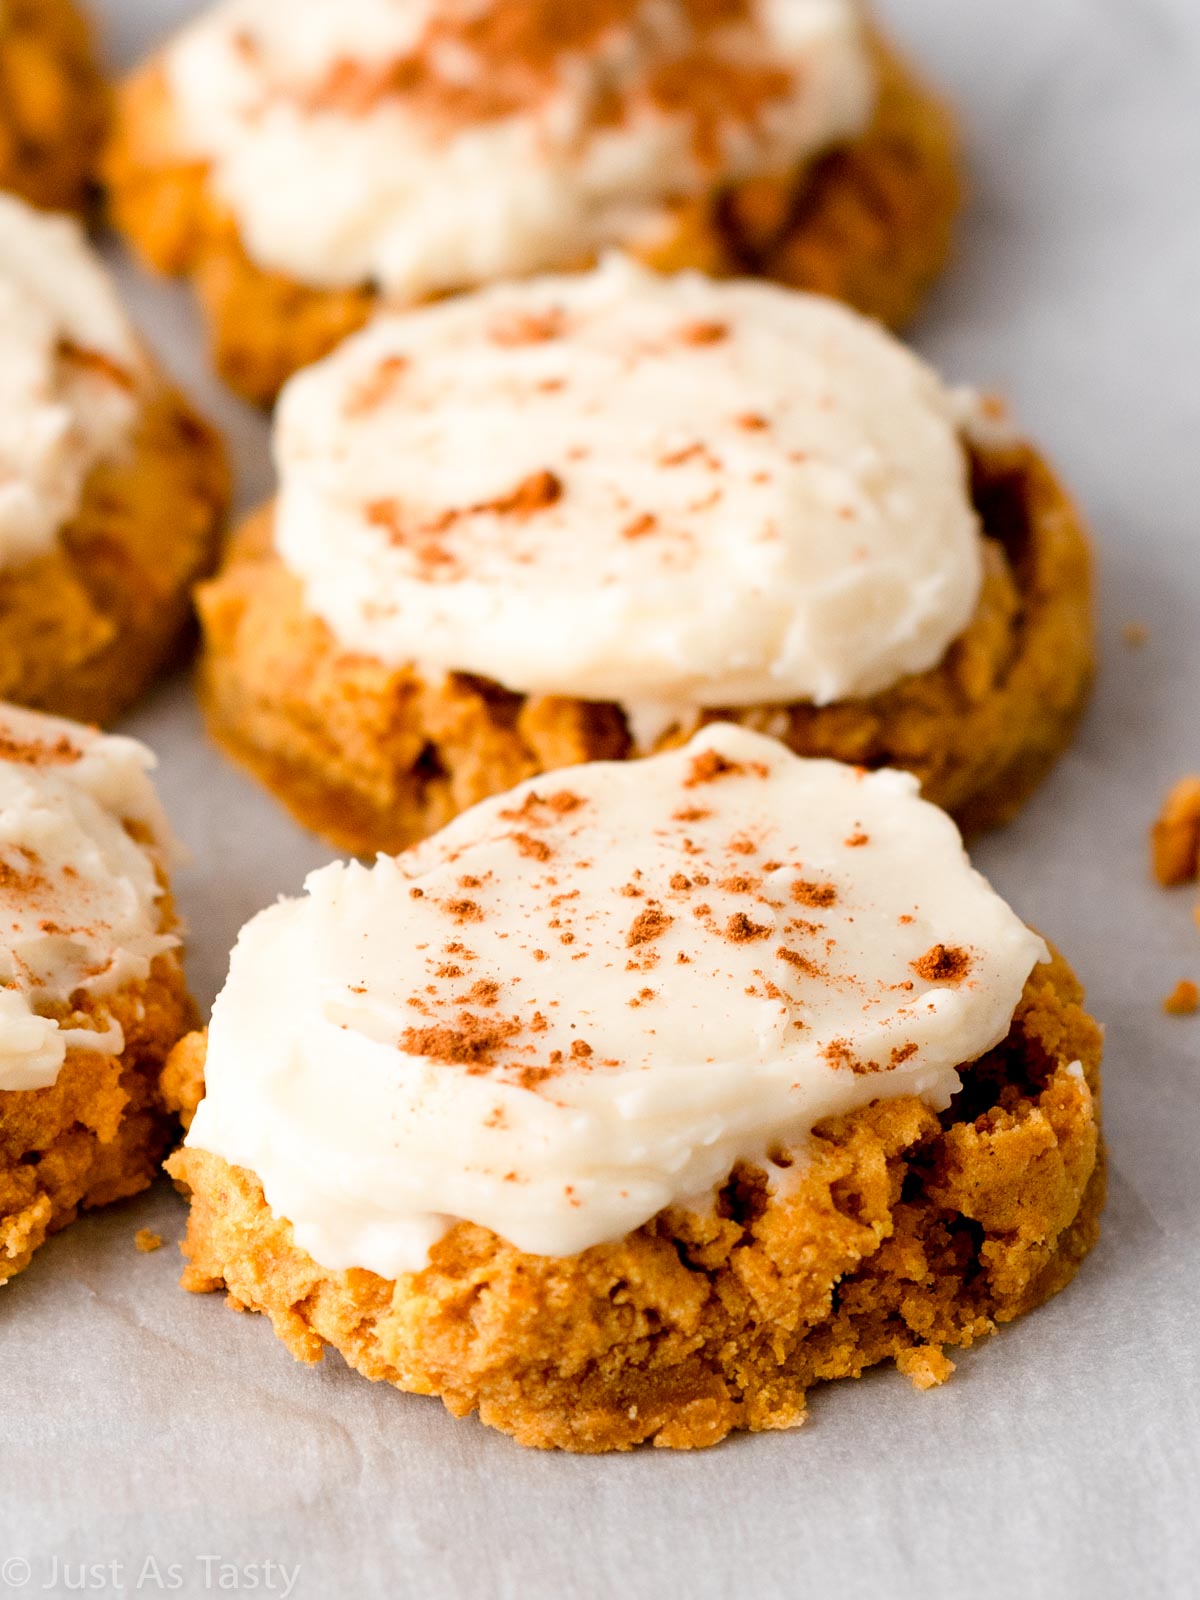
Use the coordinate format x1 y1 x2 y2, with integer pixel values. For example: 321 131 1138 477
489 308 566 346
725 912 770 943
297 0 796 182
678 320 729 345
1151 776 1200 887
344 353 408 417
647 52 792 168
821 1038 876 1076
0 732 82 768
510 832 553 861
719 875 759 895
627 905 672 946
911 944 972 984
401 1012 521 1068
0 858 48 896
485 469 564 517
1163 980 1200 1017
622 512 658 540
685 750 743 786
792 880 837 909
500 790 583 824
777 946 825 978
442 898 484 923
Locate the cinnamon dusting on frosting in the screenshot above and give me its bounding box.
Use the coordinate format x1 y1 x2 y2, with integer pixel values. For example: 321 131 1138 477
911 944 972 984
290 0 798 169
627 905 672 947
792 880 837 909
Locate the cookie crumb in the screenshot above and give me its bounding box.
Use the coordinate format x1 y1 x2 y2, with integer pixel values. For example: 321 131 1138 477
896 1345 955 1390
1121 621 1148 649
1163 980 1199 1017
1151 776 1200 886
134 1229 163 1253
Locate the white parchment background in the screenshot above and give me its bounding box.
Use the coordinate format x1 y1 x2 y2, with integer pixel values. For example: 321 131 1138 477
1 2 1198 1596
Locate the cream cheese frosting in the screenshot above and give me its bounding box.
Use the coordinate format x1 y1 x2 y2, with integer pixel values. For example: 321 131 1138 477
0 194 143 571
273 257 985 716
162 0 876 297
0 704 178 1093
186 723 1046 1275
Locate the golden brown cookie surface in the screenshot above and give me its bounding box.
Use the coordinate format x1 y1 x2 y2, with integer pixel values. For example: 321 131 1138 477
194 435 1093 856
167 948 1103 1452
0 388 228 727
0 708 197 1285
105 33 959 406
1 948 196 1284
0 0 107 212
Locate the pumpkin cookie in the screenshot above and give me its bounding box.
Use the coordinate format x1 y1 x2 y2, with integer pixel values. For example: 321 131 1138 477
196 260 1093 856
0 193 228 726
105 0 960 404
0 0 106 212
168 723 1104 1451
0 703 195 1285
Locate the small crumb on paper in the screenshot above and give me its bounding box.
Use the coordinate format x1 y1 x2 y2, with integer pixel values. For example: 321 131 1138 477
896 1346 955 1390
134 1229 163 1253
1122 621 1149 648
1163 980 1199 1017
1151 776 1200 886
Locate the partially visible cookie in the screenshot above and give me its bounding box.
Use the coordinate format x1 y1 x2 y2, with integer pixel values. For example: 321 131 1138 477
0 0 106 212
0 704 195 1285
195 259 1093 856
105 1 959 403
0 193 228 725
168 723 1104 1451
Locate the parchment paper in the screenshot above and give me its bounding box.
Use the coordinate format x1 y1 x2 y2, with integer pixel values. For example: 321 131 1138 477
1 2 1198 1595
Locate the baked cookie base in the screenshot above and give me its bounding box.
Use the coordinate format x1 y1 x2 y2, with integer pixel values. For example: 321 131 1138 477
0 0 106 212
0 386 228 727
105 34 959 405
0 950 197 1285
194 434 1094 858
168 949 1104 1452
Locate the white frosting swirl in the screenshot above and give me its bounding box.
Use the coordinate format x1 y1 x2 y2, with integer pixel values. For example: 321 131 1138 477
0 195 142 570
274 258 984 714
162 0 875 297
187 724 1045 1275
0 704 179 1093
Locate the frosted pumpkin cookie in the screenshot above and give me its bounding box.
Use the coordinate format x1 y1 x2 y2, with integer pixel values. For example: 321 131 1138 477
0 0 106 213
168 724 1104 1452
105 0 960 404
0 703 195 1284
0 193 228 725
197 259 1094 856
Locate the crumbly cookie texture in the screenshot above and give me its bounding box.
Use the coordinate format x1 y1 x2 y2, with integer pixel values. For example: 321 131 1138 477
0 388 228 726
1151 776 1200 887
0 0 107 212
105 35 959 406
196 434 1093 857
1 941 196 1285
167 948 1103 1452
